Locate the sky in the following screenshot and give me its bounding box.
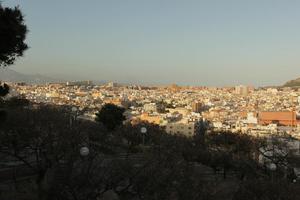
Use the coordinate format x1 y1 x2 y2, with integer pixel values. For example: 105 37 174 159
2 0 300 86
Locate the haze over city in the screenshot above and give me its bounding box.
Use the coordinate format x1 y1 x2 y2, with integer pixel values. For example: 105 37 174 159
2 0 300 86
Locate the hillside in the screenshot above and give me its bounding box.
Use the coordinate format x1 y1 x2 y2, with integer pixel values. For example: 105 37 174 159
283 77 300 87
0 68 60 84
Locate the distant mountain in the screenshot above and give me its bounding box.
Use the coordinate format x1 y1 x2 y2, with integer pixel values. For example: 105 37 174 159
0 68 60 84
283 77 300 87
0 69 109 85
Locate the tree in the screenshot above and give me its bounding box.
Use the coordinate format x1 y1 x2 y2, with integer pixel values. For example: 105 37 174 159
95 104 126 131
0 105 111 199
233 179 300 200
0 4 28 122
4 96 30 107
0 83 9 122
0 82 9 97
0 4 28 67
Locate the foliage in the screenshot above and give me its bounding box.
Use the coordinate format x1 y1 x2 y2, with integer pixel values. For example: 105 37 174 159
4 96 30 107
0 105 109 199
0 83 10 123
0 82 9 97
95 103 126 130
0 5 28 67
1 104 300 199
233 179 300 200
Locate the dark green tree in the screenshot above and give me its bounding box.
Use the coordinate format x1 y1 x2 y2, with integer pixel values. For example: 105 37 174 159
0 105 103 199
95 103 126 130
0 82 9 97
0 4 28 67
5 96 30 107
0 83 9 121
233 179 300 200
0 4 28 119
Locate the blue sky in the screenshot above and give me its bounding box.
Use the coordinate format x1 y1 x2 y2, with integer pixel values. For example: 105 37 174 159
2 0 300 86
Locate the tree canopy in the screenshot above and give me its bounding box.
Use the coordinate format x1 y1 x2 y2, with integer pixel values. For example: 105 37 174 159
1 104 300 199
0 82 9 97
0 5 28 67
95 103 126 130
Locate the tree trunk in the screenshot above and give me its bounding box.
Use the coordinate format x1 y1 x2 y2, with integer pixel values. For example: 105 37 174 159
36 169 47 200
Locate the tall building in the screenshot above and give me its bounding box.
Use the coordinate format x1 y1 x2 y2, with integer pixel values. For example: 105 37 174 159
235 85 249 96
107 82 118 88
192 101 202 113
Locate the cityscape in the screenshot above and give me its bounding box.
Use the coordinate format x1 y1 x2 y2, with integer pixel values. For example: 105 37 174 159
7 81 300 139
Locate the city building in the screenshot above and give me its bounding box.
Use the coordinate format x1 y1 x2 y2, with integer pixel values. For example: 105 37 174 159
192 101 202 113
258 111 300 126
165 120 198 137
235 85 249 96
66 80 93 86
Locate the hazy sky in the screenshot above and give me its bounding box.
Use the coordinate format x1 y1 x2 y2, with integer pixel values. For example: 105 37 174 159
2 0 300 86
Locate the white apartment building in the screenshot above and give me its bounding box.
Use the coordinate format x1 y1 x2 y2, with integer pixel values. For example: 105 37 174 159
165 121 196 137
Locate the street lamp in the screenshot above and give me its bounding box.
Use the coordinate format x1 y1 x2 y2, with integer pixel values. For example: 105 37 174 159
269 163 277 182
71 106 77 112
80 146 90 157
70 107 78 127
141 127 147 146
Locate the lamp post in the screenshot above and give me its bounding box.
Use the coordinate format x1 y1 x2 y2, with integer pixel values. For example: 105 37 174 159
70 107 78 127
80 146 90 157
80 146 90 177
141 127 147 146
270 163 277 182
